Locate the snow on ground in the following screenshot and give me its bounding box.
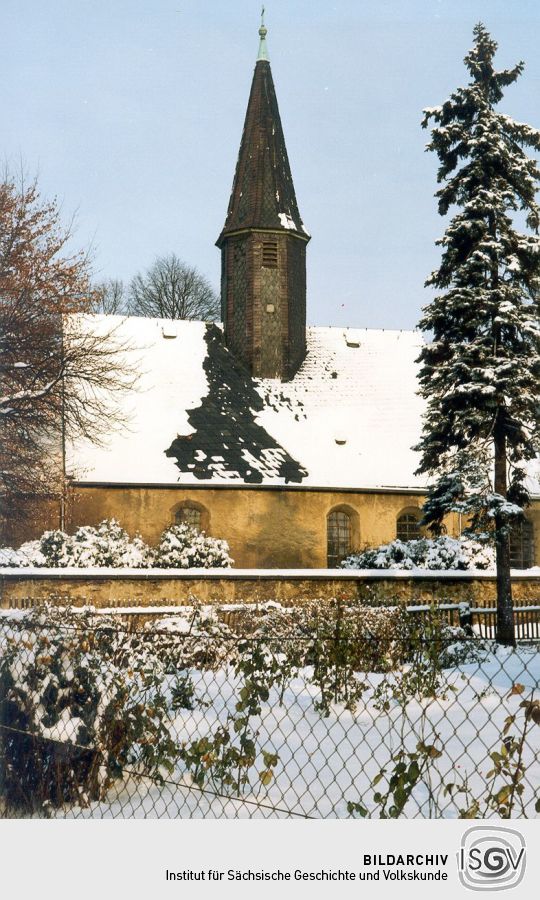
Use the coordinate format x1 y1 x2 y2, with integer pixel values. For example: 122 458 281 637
59 645 539 820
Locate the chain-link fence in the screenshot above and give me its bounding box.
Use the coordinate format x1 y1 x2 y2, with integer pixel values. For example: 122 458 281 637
0 606 538 819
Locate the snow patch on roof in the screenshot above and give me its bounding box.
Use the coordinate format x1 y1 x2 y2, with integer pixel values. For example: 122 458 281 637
68 316 428 490
255 326 426 488
278 212 297 230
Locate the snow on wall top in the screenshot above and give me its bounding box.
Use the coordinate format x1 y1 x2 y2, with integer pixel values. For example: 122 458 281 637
67 315 429 489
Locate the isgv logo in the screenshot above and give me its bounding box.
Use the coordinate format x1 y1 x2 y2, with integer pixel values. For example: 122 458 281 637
458 826 526 891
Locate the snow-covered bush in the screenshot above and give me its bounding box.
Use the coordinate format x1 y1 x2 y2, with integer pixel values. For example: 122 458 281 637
341 536 495 571
0 547 30 567
0 519 232 569
151 604 236 670
38 530 74 566
0 520 151 568
152 523 232 569
0 540 46 567
436 626 489 667
247 599 422 688
0 605 176 813
68 520 150 568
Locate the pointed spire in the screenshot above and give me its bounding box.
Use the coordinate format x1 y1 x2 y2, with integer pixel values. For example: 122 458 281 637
217 11 309 244
257 6 269 61
217 12 309 380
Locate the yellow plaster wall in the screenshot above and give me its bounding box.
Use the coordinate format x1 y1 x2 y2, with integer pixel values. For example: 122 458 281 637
68 485 464 569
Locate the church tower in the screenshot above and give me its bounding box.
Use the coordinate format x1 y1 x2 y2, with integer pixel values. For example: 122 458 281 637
216 13 310 380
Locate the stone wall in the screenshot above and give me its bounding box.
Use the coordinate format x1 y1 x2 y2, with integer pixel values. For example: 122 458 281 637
2 569 540 610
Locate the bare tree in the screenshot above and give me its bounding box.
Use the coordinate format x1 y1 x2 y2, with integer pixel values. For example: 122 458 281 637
91 278 127 314
0 172 137 541
129 254 220 321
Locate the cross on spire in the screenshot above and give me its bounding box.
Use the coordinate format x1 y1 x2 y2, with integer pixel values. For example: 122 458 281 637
257 5 269 61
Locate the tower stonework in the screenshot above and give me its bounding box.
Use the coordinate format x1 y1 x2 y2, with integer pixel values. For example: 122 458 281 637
216 17 310 380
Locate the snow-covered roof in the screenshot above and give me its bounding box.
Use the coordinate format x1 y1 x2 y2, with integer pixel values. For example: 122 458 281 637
67 315 430 489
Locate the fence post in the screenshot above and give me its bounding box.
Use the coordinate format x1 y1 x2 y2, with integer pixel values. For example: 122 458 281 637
459 602 473 634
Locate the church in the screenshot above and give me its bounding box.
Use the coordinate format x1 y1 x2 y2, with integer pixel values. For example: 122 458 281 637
62 19 539 569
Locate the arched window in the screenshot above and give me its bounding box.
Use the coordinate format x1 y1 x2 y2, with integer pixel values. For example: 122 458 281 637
174 504 203 531
396 511 421 541
509 519 534 569
327 509 352 567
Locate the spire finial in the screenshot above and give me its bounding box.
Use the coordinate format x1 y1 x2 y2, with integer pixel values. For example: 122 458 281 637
257 6 269 61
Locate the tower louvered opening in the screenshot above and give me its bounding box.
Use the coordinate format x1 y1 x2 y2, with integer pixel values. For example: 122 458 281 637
262 241 278 268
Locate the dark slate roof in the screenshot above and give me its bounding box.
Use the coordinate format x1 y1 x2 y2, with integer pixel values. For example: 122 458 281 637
216 59 309 245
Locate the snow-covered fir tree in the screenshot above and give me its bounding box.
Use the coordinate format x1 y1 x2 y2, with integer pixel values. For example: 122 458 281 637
415 24 540 646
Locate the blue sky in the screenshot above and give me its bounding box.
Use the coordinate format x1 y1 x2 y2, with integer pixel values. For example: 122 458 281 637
2 0 540 328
